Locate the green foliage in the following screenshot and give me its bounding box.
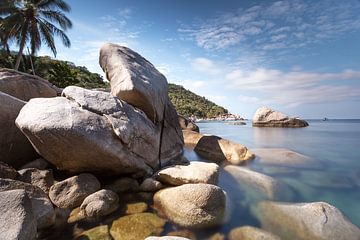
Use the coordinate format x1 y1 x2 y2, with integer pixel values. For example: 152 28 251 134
0 51 108 89
168 83 228 118
0 51 226 117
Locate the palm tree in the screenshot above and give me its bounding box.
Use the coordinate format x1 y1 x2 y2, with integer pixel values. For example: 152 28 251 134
0 16 10 54
0 0 72 71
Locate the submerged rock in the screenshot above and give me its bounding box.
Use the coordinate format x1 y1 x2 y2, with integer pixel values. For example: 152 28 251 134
0 161 18 179
179 115 199 132
228 226 280 240
146 237 191 240
154 183 226 228
0 68 59 101
105 177 140 193
16 86 158 176
122 202 148 215
76 225 112 240
139 178 163 192
0 189 37 240
224 165 294 201
194 135 254 164
252 107 308 127
252 148 320 169
0 178 55 229
0 91 38 168
156 161 219 185
110 212 166 240
49 173 101 208
18 168 54 194
253 201 360 240
80 189 119 218
182 130 203 146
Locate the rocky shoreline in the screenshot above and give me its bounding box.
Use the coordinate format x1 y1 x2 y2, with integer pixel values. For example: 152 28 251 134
0 44 359 240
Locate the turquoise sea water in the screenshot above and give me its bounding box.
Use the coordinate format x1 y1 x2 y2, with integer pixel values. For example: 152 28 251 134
184 119 360 237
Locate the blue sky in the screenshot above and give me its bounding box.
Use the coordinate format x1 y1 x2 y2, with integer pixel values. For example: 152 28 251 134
35 0 360 118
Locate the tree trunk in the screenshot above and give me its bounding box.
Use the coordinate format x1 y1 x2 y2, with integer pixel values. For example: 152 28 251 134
14 38 26 71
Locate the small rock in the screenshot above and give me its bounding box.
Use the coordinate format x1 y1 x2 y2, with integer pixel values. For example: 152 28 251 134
194 135 254 164
0 189 37 240
167 230 196 240
228 226 280 240
146 237 191 240
67 207 86 224
179 115 199 132
17 168 54 194
139 178 163 192
0 178 55 229
182 130 203 146
154 183 226 228
80 189 119 218
123 202 148 215
253 201 360 240
224 165 294 201
76 225 112 240
105 177 139 193
20 158 50 170
49 173 101 208
0 161 18 179
110 212 166 240
208 232 225 240
252 107 308 127
156 162 219 185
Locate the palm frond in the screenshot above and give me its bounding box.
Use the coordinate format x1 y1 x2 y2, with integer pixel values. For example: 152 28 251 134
40 10 72 29
38 18 57 56
37 0 71 12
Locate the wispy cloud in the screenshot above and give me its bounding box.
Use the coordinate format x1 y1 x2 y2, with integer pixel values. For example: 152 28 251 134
191 57 222 75
179 0 360 55
227 68 360 106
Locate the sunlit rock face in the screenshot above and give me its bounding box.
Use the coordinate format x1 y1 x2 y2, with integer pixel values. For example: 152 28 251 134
252 107 309 127
100 43 184 165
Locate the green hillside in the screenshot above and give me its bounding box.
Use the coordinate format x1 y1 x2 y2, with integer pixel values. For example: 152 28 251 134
168 83 228 118
0 51 227 118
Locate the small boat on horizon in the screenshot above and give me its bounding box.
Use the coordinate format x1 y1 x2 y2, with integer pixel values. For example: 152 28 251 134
322 117 328 121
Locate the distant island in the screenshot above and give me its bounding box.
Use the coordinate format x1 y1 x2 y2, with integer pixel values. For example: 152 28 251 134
0 51 229 119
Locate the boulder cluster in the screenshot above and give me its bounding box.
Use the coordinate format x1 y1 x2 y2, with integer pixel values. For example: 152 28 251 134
0 43 359 240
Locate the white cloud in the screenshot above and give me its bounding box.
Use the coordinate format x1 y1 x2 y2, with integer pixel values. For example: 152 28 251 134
238 95 262 104
179 0 360 55
227 68 360 106
191 57 221 75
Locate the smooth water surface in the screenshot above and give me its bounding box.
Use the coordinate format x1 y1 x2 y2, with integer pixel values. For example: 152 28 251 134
185 119 360 236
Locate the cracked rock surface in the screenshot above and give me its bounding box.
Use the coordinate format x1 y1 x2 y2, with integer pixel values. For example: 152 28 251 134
253 201 360 240
15 86 164 176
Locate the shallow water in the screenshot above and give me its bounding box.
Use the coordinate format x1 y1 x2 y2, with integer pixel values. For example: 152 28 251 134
191 119 360 232
43 119 360 239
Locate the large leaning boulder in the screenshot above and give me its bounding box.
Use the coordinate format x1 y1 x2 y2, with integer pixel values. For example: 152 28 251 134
0 189 37 240
99 43 168 123
154 183 226 228
253 201 360 240
0 91 38 167
15 86 174 176
99 43 184 164
0 68 59 101
252 107 308 128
